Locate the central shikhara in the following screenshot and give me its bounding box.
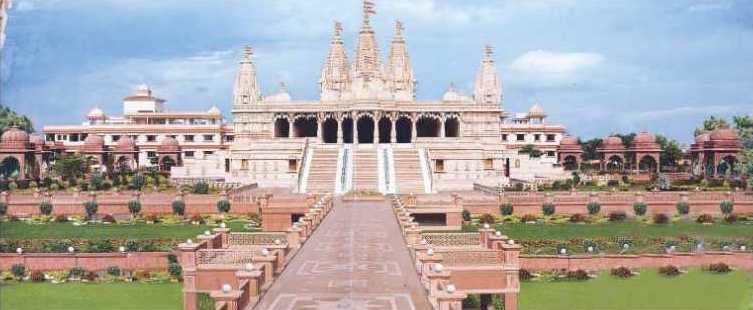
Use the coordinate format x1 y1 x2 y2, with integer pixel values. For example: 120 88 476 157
226 3 568 193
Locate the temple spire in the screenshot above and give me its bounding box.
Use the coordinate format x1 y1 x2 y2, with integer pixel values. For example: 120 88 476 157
473 45 503 106
320 21 351 101
233 46 261 107
353 0 381 78
386 20 416 100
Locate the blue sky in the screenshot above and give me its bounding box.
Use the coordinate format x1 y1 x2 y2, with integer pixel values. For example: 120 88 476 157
1 0 752 143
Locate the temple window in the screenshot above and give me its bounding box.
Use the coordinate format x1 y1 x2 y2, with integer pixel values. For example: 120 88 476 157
547 151 555 157
224 135 235 142
203 151 214 156
184 135 195 142
288 159 298 173
70 134 80 142
184 151 195 158
146 135 157 142
516 134 525 141
534 134 541 141
502 134 508 141
546 134 556 142
435 159 445 173
241 159 249 170
203 134 214 142
484 158 493 170
112 135 121 142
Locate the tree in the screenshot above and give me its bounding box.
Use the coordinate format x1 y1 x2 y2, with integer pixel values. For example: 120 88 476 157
518 144 543 158
655 135 683 168
0 105 34 133
52 154 89 182
695 116 729 136
581 138 602 160
733 115 753 150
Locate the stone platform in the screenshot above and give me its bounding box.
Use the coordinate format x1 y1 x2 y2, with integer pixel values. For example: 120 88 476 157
253 200 432 310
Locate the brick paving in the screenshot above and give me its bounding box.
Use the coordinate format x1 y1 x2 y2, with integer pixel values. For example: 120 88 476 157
253 200 432 310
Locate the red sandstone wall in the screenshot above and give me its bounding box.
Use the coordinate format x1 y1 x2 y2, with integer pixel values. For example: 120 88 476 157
520 252 753 271
464 191 753 216
0 252 170 271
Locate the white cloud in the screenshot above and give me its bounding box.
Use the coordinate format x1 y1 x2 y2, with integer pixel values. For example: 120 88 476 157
510 50 604 79
630 104 745 121
687 0 733 12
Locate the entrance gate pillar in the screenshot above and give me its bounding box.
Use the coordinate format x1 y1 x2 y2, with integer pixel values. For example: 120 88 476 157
391 119 397 143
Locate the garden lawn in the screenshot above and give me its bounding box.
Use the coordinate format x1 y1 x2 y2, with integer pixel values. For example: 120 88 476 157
0 282 182 310
495 221 753 241
520 269 753 310
0 221 248 240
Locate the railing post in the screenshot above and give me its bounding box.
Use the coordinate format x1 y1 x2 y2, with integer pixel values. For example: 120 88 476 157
177 241 202 310
210 287 241 310
235 268 263 305
213 224 231 248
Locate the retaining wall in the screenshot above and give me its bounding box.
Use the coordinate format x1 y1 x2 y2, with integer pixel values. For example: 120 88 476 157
0 252 170 271
521 251 753 271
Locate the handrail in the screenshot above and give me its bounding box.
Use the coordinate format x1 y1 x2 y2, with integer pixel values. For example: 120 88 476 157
296 138 310 193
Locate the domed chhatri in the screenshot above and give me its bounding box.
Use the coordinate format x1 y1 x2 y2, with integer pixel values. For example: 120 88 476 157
158 136 181 153
633 131 656 144
709 128 738 141
1 126 30 145
29 133 45 147
87 107 106 120
265 82 292 103
527 103 546 119
603 136 624 147
695 133 710 144
441 83 466 102
207 106 222 115
115 136 136 152
559 135 579 145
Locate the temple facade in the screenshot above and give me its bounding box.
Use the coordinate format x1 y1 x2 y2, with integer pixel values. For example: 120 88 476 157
226 3 569 193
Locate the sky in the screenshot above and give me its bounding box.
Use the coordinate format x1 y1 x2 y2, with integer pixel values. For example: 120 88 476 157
1 0 752 143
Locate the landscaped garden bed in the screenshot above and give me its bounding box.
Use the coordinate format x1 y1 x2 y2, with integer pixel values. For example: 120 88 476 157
0 282 182 310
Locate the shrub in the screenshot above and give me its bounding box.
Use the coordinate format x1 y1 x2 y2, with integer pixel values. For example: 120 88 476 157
542 203 556 216
632 202 647 216
519 269 534 281
675 201 690 215
127 200 142 216
479 213 495 224
521 214 538 223
608 211 627 222
582 240 599 253
216 199 231 214
172 200 186 216
30 270 45 282
130 174 146 190
696 214 714 224
586 202 601 215
101 214 116 224
607 180 619 187
83 201 98 220
11 264 26 279
499 203 513 216
89 173 104 191
610 266 634 278
39 202 54 216
569 213 587 223
462 209 471 222
83 271 97 281
106 266 121 277
84 239 114 253
653 213 670 224
0 202 7 217
658 265 680 277
68 267 85 279
719 200 734 215
193 182 210 194
706 263 732 273
168 262 182 278
564 269 590 281
54 215 68 223
167 254 179 264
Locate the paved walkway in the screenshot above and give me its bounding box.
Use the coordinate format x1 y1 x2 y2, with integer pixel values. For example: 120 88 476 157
253 200 432 310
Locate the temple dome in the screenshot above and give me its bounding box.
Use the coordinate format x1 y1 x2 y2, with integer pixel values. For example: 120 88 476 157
83 135 105 148
442 84 462 102
29 134 45 146
87 107 106 120
265 82 292 102
709 128 738 141
603 136 623 146
695 133 710 144
115 136 136 152
158 136 180 153
527 103 546 118
207 106 221 115
1 127 30 145
634 132 656 144
560 135 579 146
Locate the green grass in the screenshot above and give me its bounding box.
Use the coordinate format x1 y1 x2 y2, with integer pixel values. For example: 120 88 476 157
0 282 182 310
0 221 248 240
520 269 753 310
496 221 753 241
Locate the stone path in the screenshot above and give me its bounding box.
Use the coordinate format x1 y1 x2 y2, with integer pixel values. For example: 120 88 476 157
253 200 432 310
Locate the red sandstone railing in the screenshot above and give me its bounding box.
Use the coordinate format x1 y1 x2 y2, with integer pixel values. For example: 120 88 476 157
0 252 169 271
520 251 753 271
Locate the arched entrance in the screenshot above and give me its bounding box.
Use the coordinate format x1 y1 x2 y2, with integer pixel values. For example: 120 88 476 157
341 117 354 144
378 117 392 144
416 116 441 137
274 118 290 138
0 157 20 178
563 155 579 171
638 155 658 172
396 117 412 143
160 156 176 172
293 116 318 138
718 155 737 176
322 118 338 143
445 117 460 137
357 115 375 144
606 155 623 172
116 156 131 172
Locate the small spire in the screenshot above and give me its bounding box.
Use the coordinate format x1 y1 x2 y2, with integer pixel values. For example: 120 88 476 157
484 45 494 61
363 0 376 25
395 20 404 38
448 82 456 92
334 21 343 39
241 45 254 63
278 81 288 93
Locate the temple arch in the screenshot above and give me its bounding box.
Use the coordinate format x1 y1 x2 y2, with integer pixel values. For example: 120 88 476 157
396 116 412 143
416 115 441 137
606 155 623 172
322 118 338 143
293 116 318 138
274 118 290 138
0 157 20 178
717 155 737 176
638 155 658 172
357 115 375 144
115 156 131 172
378 117 392 144
160 156 176 172
445 116 460 138
341 117 354 144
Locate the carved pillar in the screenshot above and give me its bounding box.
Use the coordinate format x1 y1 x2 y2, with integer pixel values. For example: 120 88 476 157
287 116 293 138
440 117 445 138
353 113 359 145
337 117 343 144
391 118 397 143
504 293 519 310
317 119 323 143
411 118 418 141
373 118 379 144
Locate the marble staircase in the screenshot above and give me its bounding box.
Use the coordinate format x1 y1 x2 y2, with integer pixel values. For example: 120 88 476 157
393 148 426 194
352 147 379 192
305 147 339 193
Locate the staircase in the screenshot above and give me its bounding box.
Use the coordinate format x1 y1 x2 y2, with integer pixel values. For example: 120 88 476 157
305 147 339 193
393 148 427 194
352 147 379 192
